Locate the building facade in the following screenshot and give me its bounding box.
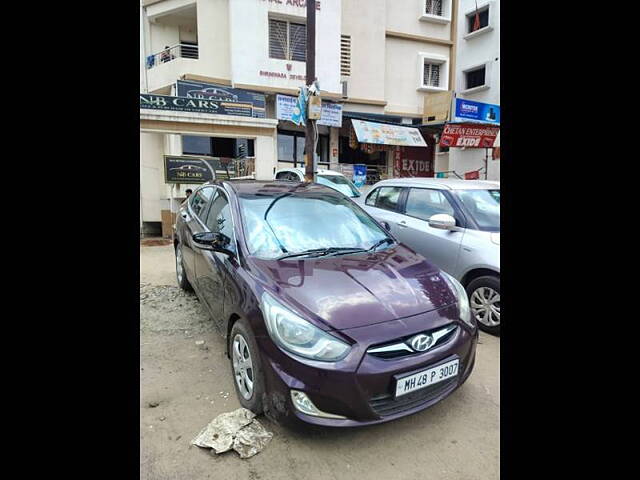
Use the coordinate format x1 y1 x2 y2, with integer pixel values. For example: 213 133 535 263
445 0 500 180
139 0 461 234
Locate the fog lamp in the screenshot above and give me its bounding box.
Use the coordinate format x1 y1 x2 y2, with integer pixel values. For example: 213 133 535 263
290 390 347 419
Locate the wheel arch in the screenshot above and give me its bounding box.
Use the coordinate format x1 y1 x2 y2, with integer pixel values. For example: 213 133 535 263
460 267 500 288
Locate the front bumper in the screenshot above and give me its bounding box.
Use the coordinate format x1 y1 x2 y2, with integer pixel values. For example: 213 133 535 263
256 306 478 427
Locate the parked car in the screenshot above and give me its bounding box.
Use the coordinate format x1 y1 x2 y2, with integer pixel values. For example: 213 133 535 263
174 180 478 427
358 178 500 335
275 167 361 198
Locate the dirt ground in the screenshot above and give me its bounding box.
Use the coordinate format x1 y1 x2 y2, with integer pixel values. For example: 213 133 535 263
140 244 500 480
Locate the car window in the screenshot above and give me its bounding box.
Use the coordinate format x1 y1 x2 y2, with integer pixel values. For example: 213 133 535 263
316 174 360 197
204 190 236 252
405 188 455 221
454 189 500 232
365 188 379 206
374 187 402 211
190 187 214 220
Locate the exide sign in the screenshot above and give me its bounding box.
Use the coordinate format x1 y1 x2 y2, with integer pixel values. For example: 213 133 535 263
439 123 499 149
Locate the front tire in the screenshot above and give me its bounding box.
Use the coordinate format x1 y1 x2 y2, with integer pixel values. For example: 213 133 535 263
175 244 193 291
466 276 500 335
229 318 265 414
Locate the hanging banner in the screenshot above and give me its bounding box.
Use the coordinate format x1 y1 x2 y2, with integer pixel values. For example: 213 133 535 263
439 123 499 148
176 80 266 118
351 119 427 147
276 94 343 127
455 98 500 124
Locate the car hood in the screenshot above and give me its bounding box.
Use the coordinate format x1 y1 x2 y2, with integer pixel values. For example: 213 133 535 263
251 244 457 331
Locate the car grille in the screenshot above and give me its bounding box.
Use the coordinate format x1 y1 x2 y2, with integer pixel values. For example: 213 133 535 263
368 377 458 417
366 324 458 359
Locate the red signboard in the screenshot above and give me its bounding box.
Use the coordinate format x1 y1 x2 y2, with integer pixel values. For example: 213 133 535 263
393 144 434 178
464 170 480 180
439 123 500 148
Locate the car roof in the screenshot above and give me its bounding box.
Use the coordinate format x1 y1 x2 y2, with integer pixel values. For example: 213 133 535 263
276 167 346 177
214 179 345 197
370 177 500 190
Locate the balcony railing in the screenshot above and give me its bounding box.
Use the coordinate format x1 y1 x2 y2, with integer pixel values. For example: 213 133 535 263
145 43 199 69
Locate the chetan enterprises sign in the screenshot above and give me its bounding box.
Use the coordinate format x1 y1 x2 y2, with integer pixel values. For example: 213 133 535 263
276 94 342 127
439 123 500 148
140 94 256 117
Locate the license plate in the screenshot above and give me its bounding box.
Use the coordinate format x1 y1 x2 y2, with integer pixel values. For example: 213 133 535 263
395 359 459 397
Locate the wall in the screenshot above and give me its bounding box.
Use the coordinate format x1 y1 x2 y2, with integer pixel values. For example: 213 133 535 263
385 37 449 116
385 0 451 41
140 132 166 223
341 0 386 103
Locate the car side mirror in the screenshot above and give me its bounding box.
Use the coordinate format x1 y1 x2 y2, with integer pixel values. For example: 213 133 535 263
428 214 457 230
192 232 235 256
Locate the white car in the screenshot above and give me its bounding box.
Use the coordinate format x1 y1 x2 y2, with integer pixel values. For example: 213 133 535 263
274 167 362 199
358 177 500 335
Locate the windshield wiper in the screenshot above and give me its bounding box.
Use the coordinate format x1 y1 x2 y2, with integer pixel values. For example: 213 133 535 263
277 247 368 260
368 237 394 252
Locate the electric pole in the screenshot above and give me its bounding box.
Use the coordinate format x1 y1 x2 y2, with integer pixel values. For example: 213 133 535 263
304 0 316 182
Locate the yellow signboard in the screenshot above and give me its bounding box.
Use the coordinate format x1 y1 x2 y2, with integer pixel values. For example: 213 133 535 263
423 91 453 124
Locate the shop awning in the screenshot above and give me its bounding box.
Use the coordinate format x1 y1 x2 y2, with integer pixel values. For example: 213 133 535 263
351 119 427 147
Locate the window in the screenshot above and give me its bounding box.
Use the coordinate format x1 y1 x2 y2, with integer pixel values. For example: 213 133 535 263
405 188 455 221
277 131 327 167
425 0 442 16
374 187 402 211
465 66 486 89
423 62 441 88
365 188 379 206
269 18 306 62
190 187 214 220
205 190 236 251
466 5 490 34
340 35 351 76
183 136 212 156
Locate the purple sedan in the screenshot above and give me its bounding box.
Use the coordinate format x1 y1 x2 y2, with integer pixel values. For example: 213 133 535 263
174 180 478 427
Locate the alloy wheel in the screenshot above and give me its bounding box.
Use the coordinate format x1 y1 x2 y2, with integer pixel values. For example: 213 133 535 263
232 334 254 400
470 287 500 327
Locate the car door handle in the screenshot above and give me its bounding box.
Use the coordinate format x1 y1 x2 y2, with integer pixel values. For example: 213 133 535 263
397 221 408 228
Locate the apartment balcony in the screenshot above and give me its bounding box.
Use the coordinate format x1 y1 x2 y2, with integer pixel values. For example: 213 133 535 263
145 44 199 93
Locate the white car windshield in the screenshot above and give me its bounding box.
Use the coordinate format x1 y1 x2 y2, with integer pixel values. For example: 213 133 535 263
239 193 388 259
454 189 500 232
316 174 361 198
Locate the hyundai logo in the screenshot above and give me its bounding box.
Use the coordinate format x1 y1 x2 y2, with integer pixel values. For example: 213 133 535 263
409 334 434 352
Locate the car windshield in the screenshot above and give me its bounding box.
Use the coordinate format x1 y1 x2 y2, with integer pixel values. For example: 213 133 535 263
239 192 388 259
454 189 500 232
316 174 361 198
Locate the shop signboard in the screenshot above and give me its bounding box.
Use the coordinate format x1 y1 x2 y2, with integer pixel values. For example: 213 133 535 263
393 146 434 178
454 99 500 125
276 94 343 127
176 80 266 118
351 120 427 147
439 123 500 148
164 155 232 184
141 93 264 117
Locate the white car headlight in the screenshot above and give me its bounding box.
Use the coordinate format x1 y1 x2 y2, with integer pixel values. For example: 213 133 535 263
261 293 351 362
440 272 475 329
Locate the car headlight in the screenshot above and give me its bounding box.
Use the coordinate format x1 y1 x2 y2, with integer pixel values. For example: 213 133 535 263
261 292 351 362
440 272 475 329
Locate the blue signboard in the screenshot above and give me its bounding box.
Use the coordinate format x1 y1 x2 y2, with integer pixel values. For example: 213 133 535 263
353 164 367 188
455 98 500 124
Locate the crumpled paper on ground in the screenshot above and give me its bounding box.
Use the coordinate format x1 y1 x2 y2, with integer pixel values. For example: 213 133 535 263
191 408 273 459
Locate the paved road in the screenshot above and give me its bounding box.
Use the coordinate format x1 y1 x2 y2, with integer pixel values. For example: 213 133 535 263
140 244 499 480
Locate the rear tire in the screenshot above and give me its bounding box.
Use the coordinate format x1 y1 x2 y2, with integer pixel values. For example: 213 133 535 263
175 243 193 292
229 318 265 414
466 276 500 336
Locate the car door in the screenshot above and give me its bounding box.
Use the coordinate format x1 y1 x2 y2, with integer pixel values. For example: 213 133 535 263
363 186 406 236
194 188 238 324
395 187 465 275
179 186 214 284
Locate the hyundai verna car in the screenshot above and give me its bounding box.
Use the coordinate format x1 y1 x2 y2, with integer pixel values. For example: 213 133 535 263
174 180 477 427
358 178 500 335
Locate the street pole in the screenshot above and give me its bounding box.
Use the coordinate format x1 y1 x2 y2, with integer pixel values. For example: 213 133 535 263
304 0 316 182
